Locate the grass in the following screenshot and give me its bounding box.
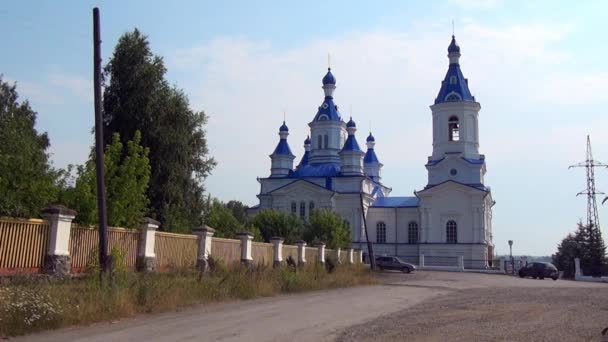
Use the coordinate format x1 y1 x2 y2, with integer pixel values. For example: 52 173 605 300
0 261 375 337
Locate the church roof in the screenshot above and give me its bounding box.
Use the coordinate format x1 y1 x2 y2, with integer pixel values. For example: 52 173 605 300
434 36 476 105
366 133 375 142
291 163 341 178
297 150 310 168
342 135 362 152
279 121 289 132
313 96 342 121
272 139 293 156
322 68 336 85
371 196 419 208
364 149 380 163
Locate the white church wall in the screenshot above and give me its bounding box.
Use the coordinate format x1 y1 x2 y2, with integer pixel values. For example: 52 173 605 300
427 157 483 186
395 208 421 243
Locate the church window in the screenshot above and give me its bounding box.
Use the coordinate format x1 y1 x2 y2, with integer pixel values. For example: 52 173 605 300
376 222 386 243
408 222 419 244
318 135 323 149
446 220 458 243
449 76 457 84
448 116 460 141
291 201 297 215
309 201 315 213
300 201 306 219
324 135 329 149
445 93 461 102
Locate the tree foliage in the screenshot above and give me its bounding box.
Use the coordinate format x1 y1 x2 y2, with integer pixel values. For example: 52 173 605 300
60 132 150 228
305 209 351 249
204 199 243 239
102 29 216 232
225 200 249 226
251 209 303 244
553 221 607 277
0 76 58 217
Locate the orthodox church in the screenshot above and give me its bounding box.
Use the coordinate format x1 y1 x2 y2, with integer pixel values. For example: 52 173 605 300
250 35 494 267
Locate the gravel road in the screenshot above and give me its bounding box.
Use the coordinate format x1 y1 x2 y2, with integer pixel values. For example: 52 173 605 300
16 271 606 341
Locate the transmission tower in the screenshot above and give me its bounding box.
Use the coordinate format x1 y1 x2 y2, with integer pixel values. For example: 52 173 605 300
569 135 608 229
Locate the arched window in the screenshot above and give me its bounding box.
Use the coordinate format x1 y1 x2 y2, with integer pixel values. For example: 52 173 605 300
376 222 386 243
291 201 297 215
318 135 323 149
448 116 460 142
309 201 315 213
446 220 458 243
300 201 306 219
408 221 418 244
445 93 461 102
324 134 329 149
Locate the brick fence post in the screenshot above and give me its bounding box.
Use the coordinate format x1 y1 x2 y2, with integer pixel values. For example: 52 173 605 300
193 225 215 272
41 205 76 276
270 237 284 268
137 217 159 272
295 240 307 266
335 248 341 264
419 254 425 268
236 232 254 267
316 242 326 264
574 257 582 280
458 255 465 271
347 248 354 264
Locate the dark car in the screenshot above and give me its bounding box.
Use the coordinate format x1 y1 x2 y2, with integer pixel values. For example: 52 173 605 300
518 262 559 280
375 256 416 273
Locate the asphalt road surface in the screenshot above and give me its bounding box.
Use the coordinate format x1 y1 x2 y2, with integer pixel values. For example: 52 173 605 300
17 271 605 342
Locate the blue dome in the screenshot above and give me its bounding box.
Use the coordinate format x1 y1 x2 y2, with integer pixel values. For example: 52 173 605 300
304 135 311 144
279 121 289 132
366 132 375 142
448 35 460 53
322 68 336 85
346 117 356 128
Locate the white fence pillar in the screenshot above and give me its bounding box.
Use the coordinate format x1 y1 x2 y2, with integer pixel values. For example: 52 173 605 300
335 248 341 264
295 240 307 266
317 242 326 264
236 232 254 267
347 248 354 264
41 205 76 276
193 225 215 272
458 255 465 271
137 217 159 272
499 258 506 273
270 237 284 268
419 254 425 268
574 258 582 280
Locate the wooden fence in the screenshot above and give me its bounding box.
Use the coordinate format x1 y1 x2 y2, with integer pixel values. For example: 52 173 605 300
155 231 198 271
252 242 274 265
283 245 298 262
211 237 241 265
0 218 49 274
69 225 139 272
305 247 319 264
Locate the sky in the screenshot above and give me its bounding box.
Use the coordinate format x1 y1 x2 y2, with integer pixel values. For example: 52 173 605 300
2 0 608 256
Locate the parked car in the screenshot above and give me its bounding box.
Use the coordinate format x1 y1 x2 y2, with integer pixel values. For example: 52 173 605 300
518 262 559 280
375 256 416 273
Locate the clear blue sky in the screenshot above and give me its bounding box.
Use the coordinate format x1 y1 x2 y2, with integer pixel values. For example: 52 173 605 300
3 0 608 256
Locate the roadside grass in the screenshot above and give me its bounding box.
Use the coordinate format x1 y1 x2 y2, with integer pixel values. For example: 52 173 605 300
0 261 375 337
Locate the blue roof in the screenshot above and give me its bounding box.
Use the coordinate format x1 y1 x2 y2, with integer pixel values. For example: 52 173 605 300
304 135 311 145
279 121 289 132
425 157 444 167
314 96 342 121
462 157 485 165
366 133 375 142
322 68 336 85
448 35 460 53
341 135 361 152
371 197 419 208
297 150 310 168
346 117 356 128
364 149 379 163
291 163 341 177
272 139 293 156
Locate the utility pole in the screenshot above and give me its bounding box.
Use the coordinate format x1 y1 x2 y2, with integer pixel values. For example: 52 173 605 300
508 240 513 275
569 135 607 231
93 7 110 283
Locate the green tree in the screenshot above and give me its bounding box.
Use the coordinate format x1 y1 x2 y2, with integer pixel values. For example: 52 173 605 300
102 29 216 233
0 76 59 218
552 233 580 278
226 200 249 225
251 209 303 244
553 221 607 277
204 199 242 238
305 209 351 249
60 132 150 228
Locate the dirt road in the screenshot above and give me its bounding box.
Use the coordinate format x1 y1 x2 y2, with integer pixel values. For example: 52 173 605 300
17 271 604 342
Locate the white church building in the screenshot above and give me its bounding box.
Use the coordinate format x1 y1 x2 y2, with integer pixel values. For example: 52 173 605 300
250 35 495 267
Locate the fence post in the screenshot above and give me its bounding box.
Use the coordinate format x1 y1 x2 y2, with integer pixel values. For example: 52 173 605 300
357 249 363 263
295 240 307 266
193 225 215 272
419 254 425 268
137 217 159 272
41 205 76 276
347 248 354 264
499 258 505 273
236 232 254 267
316 242 326 264
335 248 341 264
458 255 465 271
574 257 582 280
270 237 284 268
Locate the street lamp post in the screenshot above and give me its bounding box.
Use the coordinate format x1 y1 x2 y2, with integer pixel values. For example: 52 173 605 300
508 240 514 275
